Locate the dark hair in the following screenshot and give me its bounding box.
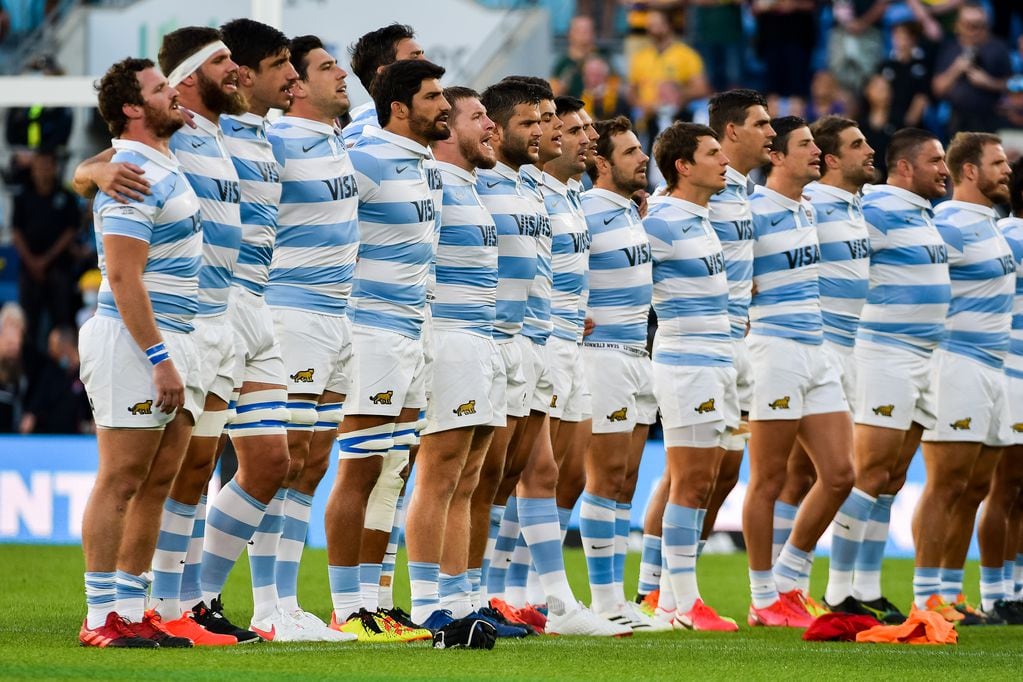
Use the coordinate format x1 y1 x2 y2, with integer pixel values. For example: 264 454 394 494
886 127 939 172
769 115 808 155
158 26 222 77
708 88 768 137
289 35 325 81
443 85 481 115
810 115 858 173
480 79 540 129
220 18 290 70
587 115 633 181
554 95 585 118
96 57 153 137
946 131 1002 184
653 122 718 190
1010 157 1023 216
891 20 922 42
51 324 77 347
371 59 445 128
501 75 554 101
349 23 416 91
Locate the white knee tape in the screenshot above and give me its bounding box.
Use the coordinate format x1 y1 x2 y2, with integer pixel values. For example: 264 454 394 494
225 389 240 424
392 421 418 447
337 422 395 458
192 409 230 438
364 449 408 532
229 389 289 437
287 398 318 430
722 421 751 452
664 422 724 449
314 402 343 431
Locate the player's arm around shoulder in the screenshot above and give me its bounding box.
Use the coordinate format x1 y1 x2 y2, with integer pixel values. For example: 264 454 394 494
73 147 152 203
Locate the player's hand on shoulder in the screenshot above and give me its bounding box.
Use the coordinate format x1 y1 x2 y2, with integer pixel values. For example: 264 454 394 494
97 162 151 204
152 360 185 414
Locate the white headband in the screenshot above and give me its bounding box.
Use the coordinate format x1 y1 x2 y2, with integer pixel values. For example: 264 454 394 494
167 40 229 87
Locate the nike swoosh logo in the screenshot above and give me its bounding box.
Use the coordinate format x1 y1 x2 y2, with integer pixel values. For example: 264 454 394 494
231 125 245 132
673 552 697 558
591 543 613 550
247 540 255 545
770 216 784 226
825 208 836 215
302 142 318 153
179 560 186 565
396 165 408 174
250 624 275 640
603 216 616 225
681 225 693 233
486 181 500 188
190 139 205 148
834 521 850 530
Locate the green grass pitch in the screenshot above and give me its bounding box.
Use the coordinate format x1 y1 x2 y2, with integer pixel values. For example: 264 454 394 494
1 545 1021 680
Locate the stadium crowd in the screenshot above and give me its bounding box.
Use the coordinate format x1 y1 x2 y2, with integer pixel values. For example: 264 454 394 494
1 0 1023 652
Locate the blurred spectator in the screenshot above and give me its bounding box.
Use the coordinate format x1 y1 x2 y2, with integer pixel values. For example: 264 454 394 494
622 1 689 72
575 0 619 40
932 1 1012 133
999 75 1023 128
0 302 26 433
858 73 898 179
551 15 607 97
580 54 631 120
877 20 933 128
751 0 818 117
11 148 81 354
3 54 73 189
805 70 851 121
628 7 708 144
828 0 887 94
688 0 744 92
75 268 100 330
20 325 91 434
920 0 966 34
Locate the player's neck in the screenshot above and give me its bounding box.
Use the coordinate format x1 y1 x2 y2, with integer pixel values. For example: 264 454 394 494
286 102 334 127
765 174 808 202
121 126 170 156
721 145 754 177
385 121 429 148
668 183 712 207
952 184 993 208
177 93 218 127
819 174 860 196
595 177 632 201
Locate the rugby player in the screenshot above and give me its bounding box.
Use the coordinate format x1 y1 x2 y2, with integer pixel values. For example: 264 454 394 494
643 121 739 631
743 116 853 628
78 57 202 648
915 133 1015 623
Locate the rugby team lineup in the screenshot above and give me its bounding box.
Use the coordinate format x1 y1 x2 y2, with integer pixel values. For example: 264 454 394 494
69 16 1023 652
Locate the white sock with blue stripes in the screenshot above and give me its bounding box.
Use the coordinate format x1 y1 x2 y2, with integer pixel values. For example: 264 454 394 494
249 487 286 619
772 500 798 564
580 492 617 613
85 571 116 629
276 489 313 613
179 495 206 612
115 570 150 622
614 502 631 603
150 498 197 620
200 479 267 604
638 533 662 596
825 488 876 605
662 503 702 613
409 561 440 625
518 496 576 610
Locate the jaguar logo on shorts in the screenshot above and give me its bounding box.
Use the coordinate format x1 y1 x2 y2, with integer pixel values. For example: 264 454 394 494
550 395 559 409
768 396 791 410
694 398 716 414
128 399 154 415
290 368 315 383
370 390 394 405
454 400 477 416
1013 423 1023 433
607 407 628 422
949 417 972 431
872 404 895 417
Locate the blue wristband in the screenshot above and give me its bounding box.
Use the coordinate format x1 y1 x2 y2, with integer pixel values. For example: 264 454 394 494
145 342 170 366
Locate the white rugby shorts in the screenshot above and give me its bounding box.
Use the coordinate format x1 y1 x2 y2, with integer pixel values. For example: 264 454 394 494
346 324 427 416
853 340 936 431
583 343 658 434
423 329 502 434
922 349 1012 447
271 306 351 396
547 336 591 422
746 335 848 421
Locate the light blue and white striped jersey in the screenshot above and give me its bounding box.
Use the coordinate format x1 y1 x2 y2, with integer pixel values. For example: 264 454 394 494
94 140 203 334
857 185 951 355
221 113 283 296
581 188 652 348
520 165 554 345
644 196 731 366
708 166 754 340
998 216 1023 380
168 114 240 317
476 161 540 341
432 161 498 337
425 156 444 301
749 185 822 345
542 172 589 342
348 127 436 338
568 177 590 342
265 116 360 316
933 200 1015 369
341 101 378 147
804 182 871 348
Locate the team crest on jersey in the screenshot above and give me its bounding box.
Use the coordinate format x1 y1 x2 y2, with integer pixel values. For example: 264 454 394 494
453 400 477 416
694 398 716 414
607 407 628 422
802 206 814 224
768 396 791 410
128 399 154 415
370 390 394 405
949 417 972 431
872 404 894 417
290 368 315 383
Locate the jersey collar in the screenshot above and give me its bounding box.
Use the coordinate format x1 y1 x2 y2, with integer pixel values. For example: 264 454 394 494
435 160 476 184
934 199 997 219
870 184 933 211
363 126 432 158
112 138 179 171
